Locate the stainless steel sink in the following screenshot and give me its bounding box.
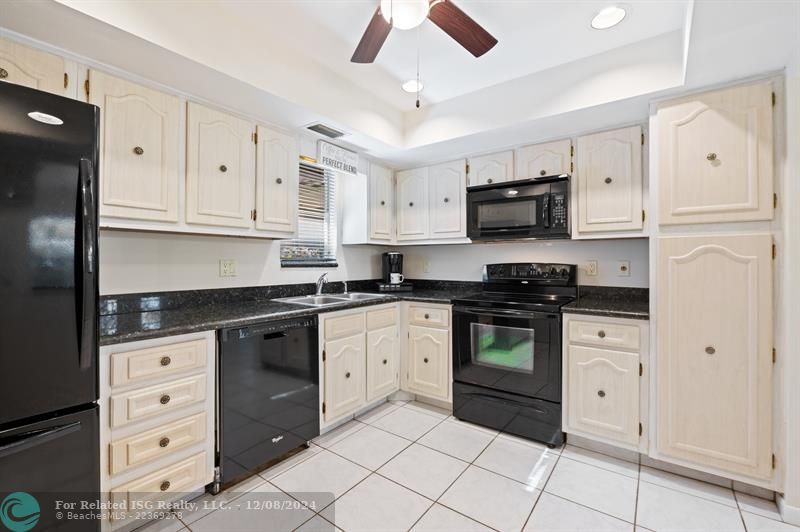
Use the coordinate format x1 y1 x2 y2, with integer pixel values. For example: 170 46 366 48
275 292 387 307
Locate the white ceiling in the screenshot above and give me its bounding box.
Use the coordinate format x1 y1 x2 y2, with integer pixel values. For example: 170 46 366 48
226 0 690 107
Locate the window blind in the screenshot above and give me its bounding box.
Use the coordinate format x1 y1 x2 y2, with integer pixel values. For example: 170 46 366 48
280 161 338 267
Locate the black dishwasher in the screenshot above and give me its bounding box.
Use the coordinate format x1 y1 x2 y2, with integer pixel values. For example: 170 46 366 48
219 316 319 489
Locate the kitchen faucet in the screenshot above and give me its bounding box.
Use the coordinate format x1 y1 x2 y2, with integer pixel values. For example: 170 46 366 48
315 272 329 295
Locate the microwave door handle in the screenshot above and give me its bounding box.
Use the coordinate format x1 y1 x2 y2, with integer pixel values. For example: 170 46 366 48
542 194 550 228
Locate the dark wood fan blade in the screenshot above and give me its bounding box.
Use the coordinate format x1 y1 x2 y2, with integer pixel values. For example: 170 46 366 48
351 7 392 63
428 0 497 58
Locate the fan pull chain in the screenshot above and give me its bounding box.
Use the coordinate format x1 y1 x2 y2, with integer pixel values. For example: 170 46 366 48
416 25 421 109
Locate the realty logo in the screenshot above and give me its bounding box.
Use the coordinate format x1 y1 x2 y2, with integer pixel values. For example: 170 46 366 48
0 492 40 532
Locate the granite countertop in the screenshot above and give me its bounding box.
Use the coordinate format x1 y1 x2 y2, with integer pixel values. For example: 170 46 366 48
562 286 649 320
99 280 481 345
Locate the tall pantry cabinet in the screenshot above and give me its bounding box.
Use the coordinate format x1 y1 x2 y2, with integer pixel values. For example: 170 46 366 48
652 80 776 483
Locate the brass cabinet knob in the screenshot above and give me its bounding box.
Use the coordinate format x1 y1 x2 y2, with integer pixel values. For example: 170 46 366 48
444 197 450 203
133 146 144 155
424 313 430 319
706 346 716 355
219 164 228 173
409 202 414 207
345 372 351 378
487 178 493 184
159 437 170 448
160 356 171 367
160 394 171 405
604 177 613 184
160 481 170 492
539 169 547 176
423 358 429 363
276 178 283 184
597 390 606 398
382 359 387 365
598 330 606 338
0 68 8 79
380 200 385 206
706 153 717 161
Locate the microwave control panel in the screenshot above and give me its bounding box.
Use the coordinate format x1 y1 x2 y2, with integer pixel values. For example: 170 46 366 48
551 194 567 228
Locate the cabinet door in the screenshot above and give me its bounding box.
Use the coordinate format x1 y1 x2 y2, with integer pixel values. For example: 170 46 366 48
366 326 398 401
567 345 640 446
396 167 429 240
468 151 513 187
186 103 254 228
576 126 643 233
656 234 772 479
324 333 366 421
89 70 181 222
369 163 393 241
429 160 467 238
657 82 773 225
406 325 449 400
514 139 572 179
255 125 298 235
0 36 69 96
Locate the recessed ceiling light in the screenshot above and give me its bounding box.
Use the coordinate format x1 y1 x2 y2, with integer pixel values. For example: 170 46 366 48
591 6 626 30
402 79 424 93
380 0 430 30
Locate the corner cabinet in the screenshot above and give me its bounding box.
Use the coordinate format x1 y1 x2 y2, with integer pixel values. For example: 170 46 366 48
89 70 182 223
396 167 430 241
656 81 774 225
468 151 514 187
575 126 644 235
0 35 74 97
186 102 255 228
655 234 773 480
514 139 572 179
255 125 299 236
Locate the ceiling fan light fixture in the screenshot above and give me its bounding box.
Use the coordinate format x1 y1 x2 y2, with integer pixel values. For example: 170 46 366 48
591 6 627 30
402 79 424 93
380 0 430 30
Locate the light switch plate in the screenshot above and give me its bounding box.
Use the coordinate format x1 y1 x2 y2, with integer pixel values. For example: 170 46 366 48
617 260 631 276
219 259 238 277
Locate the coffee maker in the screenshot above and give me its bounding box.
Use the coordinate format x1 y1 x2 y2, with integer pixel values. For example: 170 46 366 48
379 252 412 291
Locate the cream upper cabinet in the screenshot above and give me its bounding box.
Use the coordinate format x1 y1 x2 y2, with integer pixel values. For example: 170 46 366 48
514 139 572 179
0 36 70 96
366 326 399 401
428 160 467 239
369 163 394 241
468 151 514 187
324 333 366 422
396 167 429 241
656 234 773 479
255 125 298 235
657 81 774 225
90 70 181 222
575 126 643 234
406 325 449 401
185 103 254 228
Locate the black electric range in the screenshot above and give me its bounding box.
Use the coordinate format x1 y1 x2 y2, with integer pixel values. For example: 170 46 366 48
451 263 577 447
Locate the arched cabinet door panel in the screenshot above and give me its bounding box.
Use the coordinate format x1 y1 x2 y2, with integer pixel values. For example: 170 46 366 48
323 333 366 422
469 151 513 187
429 160 467 238
369 164 393 241
0 36 70 96
366 326 398 401
256 125 298 236
515 139 572 179
406 325 448 400
396 167 429 241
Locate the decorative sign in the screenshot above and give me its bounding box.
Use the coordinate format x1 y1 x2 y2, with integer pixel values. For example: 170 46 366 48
318 140 358 175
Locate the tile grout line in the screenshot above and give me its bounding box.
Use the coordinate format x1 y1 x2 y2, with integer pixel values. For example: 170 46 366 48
633 458 641 529
520 443 565 531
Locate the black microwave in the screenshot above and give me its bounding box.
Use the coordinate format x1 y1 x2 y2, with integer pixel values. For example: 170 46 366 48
466 174 570 241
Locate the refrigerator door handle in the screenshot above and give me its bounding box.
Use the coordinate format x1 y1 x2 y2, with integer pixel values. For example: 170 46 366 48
0 421 82 459
78 158 96 370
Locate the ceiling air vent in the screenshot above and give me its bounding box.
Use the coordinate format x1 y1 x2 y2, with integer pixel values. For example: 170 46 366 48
306 123 346 139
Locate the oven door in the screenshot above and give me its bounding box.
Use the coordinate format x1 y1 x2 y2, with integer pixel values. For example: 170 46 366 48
452 306 561 402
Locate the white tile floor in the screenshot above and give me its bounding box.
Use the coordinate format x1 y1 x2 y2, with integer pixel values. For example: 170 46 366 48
142 400 798 532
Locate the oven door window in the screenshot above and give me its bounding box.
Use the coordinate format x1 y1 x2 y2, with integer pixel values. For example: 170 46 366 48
471 322 535 373
475 197 538 231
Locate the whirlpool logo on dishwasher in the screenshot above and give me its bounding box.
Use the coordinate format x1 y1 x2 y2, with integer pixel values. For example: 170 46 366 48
0 492 40 532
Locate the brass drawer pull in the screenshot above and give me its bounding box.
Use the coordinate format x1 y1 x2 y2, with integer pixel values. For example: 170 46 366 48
443 197 450 203
219 164 228 173
0 68 8 79
539 169 547 176
706 346 716 355
604 177 613 184
706 153 717 161
487 178 493 184
423 358 429 363
160 356 171 367
380 200 385 206
598 330 606 338
160 481 170 492
160 394 171 405
345 372 351 379
159 437 170 448
424 313 430 319
597 390 606 398
382 359 387 365
276 178 283 184
409 202 414 207
133 146 144 155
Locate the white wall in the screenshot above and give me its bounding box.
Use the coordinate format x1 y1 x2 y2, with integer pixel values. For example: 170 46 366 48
398 238 649 287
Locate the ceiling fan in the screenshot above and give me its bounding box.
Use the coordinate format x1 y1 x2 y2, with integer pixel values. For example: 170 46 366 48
351 0 498 63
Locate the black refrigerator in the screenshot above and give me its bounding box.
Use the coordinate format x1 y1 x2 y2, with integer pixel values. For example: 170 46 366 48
0 82 100 530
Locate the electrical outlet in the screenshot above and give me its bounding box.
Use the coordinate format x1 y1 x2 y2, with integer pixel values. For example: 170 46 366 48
585 260 598 276
219 259 238 277
617 260 631 276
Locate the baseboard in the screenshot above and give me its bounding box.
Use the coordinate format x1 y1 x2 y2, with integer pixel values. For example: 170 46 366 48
778 495 800 526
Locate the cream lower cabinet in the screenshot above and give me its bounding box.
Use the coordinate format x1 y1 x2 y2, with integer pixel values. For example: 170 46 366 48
367 325 399 401
563 314 648 451
0 35 73 97
404 303 452 402
99 331 216 531
324 332 367 422
655 233 773 481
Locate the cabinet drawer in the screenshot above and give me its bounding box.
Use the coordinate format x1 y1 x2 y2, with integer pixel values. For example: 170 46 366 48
110 338 207 388
367 307 397 331
109 413 206 475
408 305 449 328
110 452 206 519
324 312 366 340
568 320 639 350
109 374 206 428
